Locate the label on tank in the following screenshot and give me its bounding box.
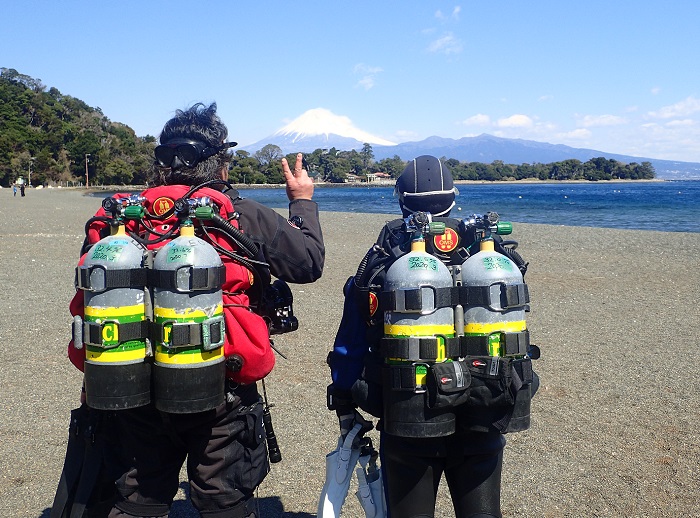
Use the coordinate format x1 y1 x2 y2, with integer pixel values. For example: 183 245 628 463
91 243 126 262
408 256 439 271
166 245 194 263
482 256 514 272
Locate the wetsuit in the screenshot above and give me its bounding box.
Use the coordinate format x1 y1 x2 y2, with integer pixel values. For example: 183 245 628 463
328 216 533 518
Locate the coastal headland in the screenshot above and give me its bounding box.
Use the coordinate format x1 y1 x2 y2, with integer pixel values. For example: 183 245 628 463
1 188 698 517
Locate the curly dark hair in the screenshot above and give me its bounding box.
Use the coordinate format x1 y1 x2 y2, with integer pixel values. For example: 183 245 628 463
147 102 232 186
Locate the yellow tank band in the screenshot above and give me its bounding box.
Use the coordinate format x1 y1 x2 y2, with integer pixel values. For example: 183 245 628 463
86 345 146 363
85 304 145 318
384 323 455 337
154 304 224 320
154 346 224 365
464 321 527 334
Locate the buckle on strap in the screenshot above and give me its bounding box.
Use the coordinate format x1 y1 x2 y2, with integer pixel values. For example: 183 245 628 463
382 363 429 393
154 315 225 350
82 319 149 348
457 282 529 310
380 286 454 314
459 330 530 357
76 265 148 292
380 336 461 361
149 265 226 293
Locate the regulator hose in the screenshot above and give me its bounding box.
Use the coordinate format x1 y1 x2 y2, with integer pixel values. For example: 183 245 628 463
495 240 528 277
210 214 259 259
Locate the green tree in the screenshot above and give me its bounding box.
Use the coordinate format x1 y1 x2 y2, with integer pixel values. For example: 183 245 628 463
360 143 374 174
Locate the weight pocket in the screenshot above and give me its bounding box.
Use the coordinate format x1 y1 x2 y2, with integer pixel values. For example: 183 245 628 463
426 361 471 409
464 356 515 409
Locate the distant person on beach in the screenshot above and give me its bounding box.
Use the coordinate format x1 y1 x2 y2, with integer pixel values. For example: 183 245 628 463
13 184 17 196
20 183 25 196
326 155 539 517
60 102 325 517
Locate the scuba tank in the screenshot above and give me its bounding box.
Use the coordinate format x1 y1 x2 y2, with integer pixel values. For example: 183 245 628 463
75 220 151 410
459 213 529 358
151 219 226 413
458 212 534 432
381 212 456 437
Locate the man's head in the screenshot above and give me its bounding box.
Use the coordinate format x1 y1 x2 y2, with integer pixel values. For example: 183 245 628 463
149 102 236 186
395 155 457 217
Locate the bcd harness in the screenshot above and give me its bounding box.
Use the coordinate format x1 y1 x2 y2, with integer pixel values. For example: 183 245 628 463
72 181 289 414
352 212 540 437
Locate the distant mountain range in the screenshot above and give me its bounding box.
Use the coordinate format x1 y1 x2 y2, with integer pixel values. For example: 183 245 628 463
240 110 700 180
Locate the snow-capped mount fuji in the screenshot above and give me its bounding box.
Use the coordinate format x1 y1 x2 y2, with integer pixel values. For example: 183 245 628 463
240 108 396 154
240 108 700 179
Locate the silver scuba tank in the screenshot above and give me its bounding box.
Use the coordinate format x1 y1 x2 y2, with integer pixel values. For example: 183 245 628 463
151 222 226 413
382 215 456 438
460 238 528 357
77 224 151 410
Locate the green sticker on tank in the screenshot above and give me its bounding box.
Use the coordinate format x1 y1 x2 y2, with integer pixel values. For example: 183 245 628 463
166 245 194 263
482 256 513 271
408 256 439 271
90 243 124 262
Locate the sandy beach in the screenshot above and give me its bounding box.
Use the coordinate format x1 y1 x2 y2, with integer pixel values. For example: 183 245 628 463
1 187 698 518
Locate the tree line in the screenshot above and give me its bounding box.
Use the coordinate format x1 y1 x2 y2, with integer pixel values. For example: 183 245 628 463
1 68 654 188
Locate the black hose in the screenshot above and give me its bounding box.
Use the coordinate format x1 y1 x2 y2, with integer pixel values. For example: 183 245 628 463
209 214 259 259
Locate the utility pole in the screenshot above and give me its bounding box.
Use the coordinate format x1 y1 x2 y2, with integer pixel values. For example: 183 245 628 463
85 153 91 188
28 157 35 186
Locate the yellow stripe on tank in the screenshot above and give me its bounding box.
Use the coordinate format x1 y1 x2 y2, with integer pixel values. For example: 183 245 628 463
155 347 224 365
85 304 145 318
154 304 224 319
464 321 527 334
384 323 455 337
86 347 146 363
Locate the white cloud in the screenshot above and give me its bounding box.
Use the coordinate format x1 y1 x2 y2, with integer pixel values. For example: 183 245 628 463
665 119 695 127
353 63 383 91
356 77 375 90
559 128 591 140
427 32 463 55
435 6 461 21
648 96 700 119
462 113 491 126
538 95 553 102
496 114 534 128
651 87 661 95
578 114 626 128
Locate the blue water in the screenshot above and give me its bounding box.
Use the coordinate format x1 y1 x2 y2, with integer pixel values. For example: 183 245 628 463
238 181 700 233
92 181 700 233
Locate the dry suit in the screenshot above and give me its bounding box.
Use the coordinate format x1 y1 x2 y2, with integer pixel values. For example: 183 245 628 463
67 185 324 518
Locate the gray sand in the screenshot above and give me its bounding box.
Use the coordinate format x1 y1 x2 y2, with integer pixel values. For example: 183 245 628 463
1 187 698 518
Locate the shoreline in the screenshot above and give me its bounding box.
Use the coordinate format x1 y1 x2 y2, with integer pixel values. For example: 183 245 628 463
8 176 673 195
1 188 699 517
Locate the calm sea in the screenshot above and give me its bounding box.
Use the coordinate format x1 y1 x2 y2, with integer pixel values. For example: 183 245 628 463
92 181 700 233
240 180 700 233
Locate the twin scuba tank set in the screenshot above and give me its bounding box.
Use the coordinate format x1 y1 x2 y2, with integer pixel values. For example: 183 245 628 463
379 211 539 437
72 187 297 415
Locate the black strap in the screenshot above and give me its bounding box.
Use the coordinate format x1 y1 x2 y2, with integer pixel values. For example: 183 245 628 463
152 317 224 350
149 264 226 292
76 265 148 292
380 286 455 312
380 282 530 313
83 320 149 348
382 364 423 392
380 336 462 361
457 283 529 309
459 330 530 357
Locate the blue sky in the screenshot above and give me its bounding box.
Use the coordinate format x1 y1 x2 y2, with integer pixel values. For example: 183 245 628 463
3 1 700 162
